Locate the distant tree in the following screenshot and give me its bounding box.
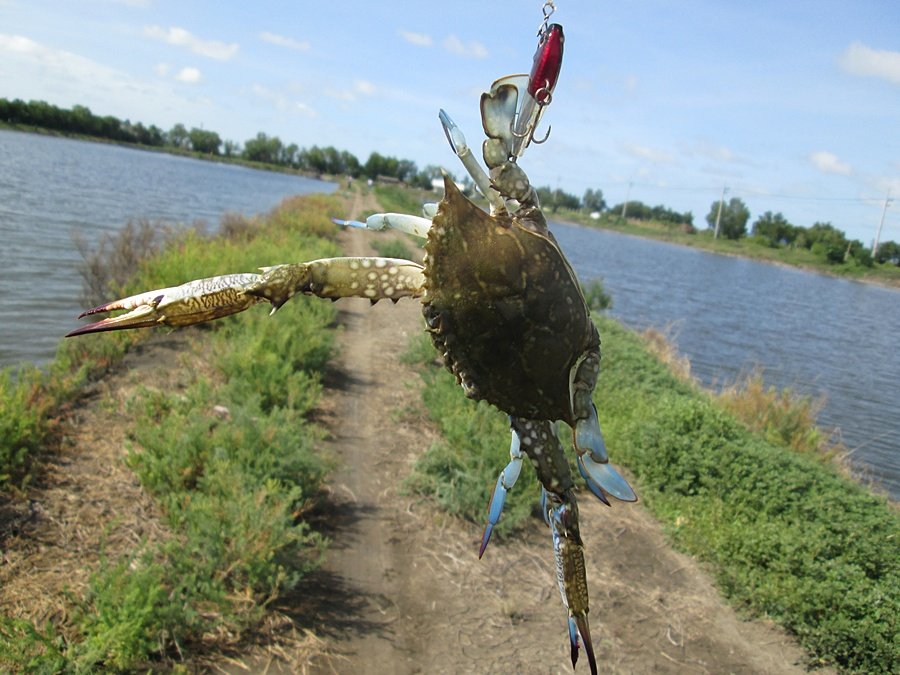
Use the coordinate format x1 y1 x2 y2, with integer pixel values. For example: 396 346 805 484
222 139 240 157
188 127 221 154
798 221 848 264
340 149 361 177
706 197 750 240
363 151 401 180
242 132 283 164
410 164 444 190
535 186 580 212
752 211 795 247
281 142 299 167
582 188 606 213
873 240 900 266
167 123 190 150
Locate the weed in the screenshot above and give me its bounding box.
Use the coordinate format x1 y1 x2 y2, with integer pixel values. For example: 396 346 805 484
371 236 414 260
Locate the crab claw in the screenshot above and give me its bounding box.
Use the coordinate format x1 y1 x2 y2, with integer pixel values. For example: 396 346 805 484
66 273 264 337
573 403 637 503
578 455 637 505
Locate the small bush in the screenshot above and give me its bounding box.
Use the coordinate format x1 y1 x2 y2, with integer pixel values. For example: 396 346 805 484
582 277 613 311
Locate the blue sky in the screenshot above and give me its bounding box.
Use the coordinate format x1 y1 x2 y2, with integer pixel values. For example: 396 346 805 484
2 0 898 243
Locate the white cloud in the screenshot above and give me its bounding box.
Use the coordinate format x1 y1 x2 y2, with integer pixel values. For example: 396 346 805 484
682 140 736 163
325 79 377 102
144 25 238 61
810 150 852 176
258 31 309 51
0 33 213 128
399 30 432 47
442 35 488 59
154 62 170 77
838 42 900 86
621 142 676 165
175 67 201 83
249 83 317 117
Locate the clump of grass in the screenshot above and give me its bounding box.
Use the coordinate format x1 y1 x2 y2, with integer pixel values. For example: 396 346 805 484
74 218 178 308
0 368 52 485
715 368 835 458
640 326 692 382
373 183 433 217
582 277 613 311
371 236 415 260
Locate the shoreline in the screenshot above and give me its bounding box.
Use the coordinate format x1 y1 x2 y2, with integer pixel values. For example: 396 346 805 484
550 212 900 291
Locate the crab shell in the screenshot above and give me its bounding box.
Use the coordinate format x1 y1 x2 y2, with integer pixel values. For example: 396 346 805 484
423 175 598 424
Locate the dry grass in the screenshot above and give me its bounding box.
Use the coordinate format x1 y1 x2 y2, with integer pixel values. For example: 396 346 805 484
640 326 692 382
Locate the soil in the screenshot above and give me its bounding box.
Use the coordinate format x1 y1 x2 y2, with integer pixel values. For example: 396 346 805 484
0 190 826 674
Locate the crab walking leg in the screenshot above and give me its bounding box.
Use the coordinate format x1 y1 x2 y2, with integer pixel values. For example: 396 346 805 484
250 257 425 306
570 350 638 503
547 490 598 675
479 421 525 558
438 109 506 215
333 212 433 238
509 417 597 675
67 258 426 336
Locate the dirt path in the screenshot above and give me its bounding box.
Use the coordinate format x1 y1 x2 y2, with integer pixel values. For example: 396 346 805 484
274 192 820 674
1 189 824 674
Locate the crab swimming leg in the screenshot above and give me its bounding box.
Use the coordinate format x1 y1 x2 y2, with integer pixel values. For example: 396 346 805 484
67 257 426 336
509 417 598 675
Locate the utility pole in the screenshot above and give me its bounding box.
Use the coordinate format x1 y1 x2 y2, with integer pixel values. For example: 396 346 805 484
872 192 892 259
713 185 728 239
620 181 633 220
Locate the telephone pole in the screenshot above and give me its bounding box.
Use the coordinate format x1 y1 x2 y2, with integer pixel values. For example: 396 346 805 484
713 185 728 239
872 193 892 259
620 181 633 220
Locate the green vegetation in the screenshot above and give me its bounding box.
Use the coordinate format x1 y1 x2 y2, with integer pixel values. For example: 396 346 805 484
560 208 900 286
406 315 899 673
0 195 342 671
1 97 444 188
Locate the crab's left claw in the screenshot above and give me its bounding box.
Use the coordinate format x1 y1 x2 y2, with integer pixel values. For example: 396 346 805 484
66 273 264 337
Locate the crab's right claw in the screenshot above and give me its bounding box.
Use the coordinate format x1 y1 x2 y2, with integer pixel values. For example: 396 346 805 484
66 273 264 337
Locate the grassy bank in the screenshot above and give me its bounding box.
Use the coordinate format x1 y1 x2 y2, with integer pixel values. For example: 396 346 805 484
405 316 898 673
556 210 900 288
1 194 343 671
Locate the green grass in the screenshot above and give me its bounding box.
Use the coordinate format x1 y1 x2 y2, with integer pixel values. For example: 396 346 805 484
406 315 899 673
1 194 344 672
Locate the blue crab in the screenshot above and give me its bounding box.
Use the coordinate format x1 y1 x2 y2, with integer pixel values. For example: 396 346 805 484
67 22 636 673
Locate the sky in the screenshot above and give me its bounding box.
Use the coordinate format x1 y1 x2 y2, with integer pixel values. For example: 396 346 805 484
2 0 898 244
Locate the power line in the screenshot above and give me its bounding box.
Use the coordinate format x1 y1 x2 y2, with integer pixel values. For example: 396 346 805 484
603 179 891 205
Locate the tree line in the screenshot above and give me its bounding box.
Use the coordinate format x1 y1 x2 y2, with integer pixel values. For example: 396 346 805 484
3 97 895 267
703 197 898 267
0 98 446 188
